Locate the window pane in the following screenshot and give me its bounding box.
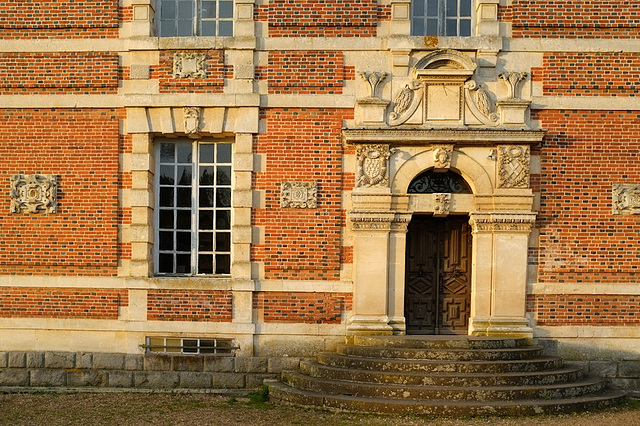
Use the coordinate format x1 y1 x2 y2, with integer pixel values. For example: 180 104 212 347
412 19 424 36
200 166 214 185
159 253 174 273
413 0 425 15
219 1 233 18
218 21 233 36
216 210 231 229
199 210 214 230
199 232 214 251
217 143 232 163
201 21 216 36
427 0 439 16
200 144 214 163
160 143 175 162
200 340 215 354
159 231 174 250
176 210 191 229
166 338 181 353
176 232 191 251
216 232 231 252
198 254 214 274
177 20 193 36
160 165 174 185
216 166 231 185
460 0 472 16
460 19 471 36
177 165 192 186
161 1 176 19
216 188 231 207
446 18 457 36
201 1 216 18
199 188 214 207
215 254 231 274
176 254 191 273
160 187 174 207
426 18 438 36
177 188 192 207
159 209 174 229
177 144 192 163
183 339 198 353
446 0 457 17
178 0 194 19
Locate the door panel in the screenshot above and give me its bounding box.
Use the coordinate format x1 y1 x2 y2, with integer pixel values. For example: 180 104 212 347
405 215 471 335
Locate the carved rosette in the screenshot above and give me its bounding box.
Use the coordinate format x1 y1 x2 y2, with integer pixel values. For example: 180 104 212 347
613 184 640 215
281 181 317 208
433 193 451 217
173 52 206 78
498 146 530 188
356 144 395 188
184 107 202 136
469 214 536 233
10 174 58 214
433 145 453 170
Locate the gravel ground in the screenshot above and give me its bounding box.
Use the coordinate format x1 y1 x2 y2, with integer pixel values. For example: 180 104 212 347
0 392 638 426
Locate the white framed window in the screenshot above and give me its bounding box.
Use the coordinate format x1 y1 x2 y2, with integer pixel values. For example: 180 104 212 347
157 0 234 37
412 0 472 36
155 138 232 275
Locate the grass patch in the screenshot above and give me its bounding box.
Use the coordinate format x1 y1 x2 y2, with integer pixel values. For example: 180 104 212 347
248 385 270 405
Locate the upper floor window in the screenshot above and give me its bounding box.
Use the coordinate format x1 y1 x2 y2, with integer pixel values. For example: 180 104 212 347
412 0 472 36
157 0 234 37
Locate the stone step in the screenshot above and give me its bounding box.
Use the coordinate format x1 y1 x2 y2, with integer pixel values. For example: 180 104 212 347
281 371 606 401
267 379 627 417
336 344 544 361
318 352 565 373
352 335 528 350
300 360 585 387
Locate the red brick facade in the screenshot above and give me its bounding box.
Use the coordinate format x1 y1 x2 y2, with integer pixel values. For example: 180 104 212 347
147 290 233 322
527 295 640 326
151 50 228 94
0 288 128 319
254 292 352 324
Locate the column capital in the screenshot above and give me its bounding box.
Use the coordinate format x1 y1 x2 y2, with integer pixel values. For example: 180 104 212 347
469 212 536 233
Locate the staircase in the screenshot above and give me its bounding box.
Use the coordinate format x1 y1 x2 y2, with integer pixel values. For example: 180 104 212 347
266 335 626 416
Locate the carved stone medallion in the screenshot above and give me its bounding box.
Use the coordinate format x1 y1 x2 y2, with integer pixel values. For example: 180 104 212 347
498 146 530 188
184 107 202 136
173 53 206 78
613 184 640 215
10 174 58 214
281 181 317 208
433 193 451 217
433 145 453 171
356 144 394 188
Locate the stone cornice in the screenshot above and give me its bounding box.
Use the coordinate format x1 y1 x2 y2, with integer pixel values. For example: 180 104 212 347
343 128 546 146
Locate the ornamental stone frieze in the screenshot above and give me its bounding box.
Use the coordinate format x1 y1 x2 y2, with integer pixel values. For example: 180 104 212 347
356 144 395 188
350 211 411 231
10 174 58 214
469 213 536 233
612 184 640 215
498 146 530 188
173 52 206 78
280 181 318 209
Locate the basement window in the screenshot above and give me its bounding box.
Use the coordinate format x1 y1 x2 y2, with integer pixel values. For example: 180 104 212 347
144 337 236 355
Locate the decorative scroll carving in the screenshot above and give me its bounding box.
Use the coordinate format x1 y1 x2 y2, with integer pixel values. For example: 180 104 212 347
173 52 206 78
464 80 499 126
10 174 58 214
498 146 530 188
613 184 640 215
281 181 317 208
388 81 423 126
408 171 471 194
499 72 528 99
359 71 388 99
184 107 202 135
356 144 395 187
433 145 453 170
433 193 451 217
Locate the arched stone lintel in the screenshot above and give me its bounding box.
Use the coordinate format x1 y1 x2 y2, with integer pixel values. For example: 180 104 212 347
391 148 492 196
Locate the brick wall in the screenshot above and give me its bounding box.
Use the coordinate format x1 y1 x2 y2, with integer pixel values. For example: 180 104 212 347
0 52 120 95
532 53 640 96
253 108 353 280
507 0 640 38
0 109 123 276
147 290 233 322
256 51 354 95
533 110 640 284
253 292 352 324
256 0 388 37
0 288 128 319
151 50 227 94
527 295 640 326
0 0 120 39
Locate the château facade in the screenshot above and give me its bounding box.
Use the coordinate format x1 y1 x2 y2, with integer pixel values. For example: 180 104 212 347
1 0 639 391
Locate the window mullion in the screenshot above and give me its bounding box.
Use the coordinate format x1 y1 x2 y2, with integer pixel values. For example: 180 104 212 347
192 141 199 274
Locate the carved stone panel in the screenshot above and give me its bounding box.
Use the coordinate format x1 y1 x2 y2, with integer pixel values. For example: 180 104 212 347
356 144 394 188
184 107 202 136
433 193 451 217
10 174 58 214
498 146 530 188
613 184 640 215
281 181 317 208
433 145 453 171
173 53 206 78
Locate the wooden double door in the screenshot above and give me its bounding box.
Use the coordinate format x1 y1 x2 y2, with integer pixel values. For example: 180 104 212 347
404 215 472 335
